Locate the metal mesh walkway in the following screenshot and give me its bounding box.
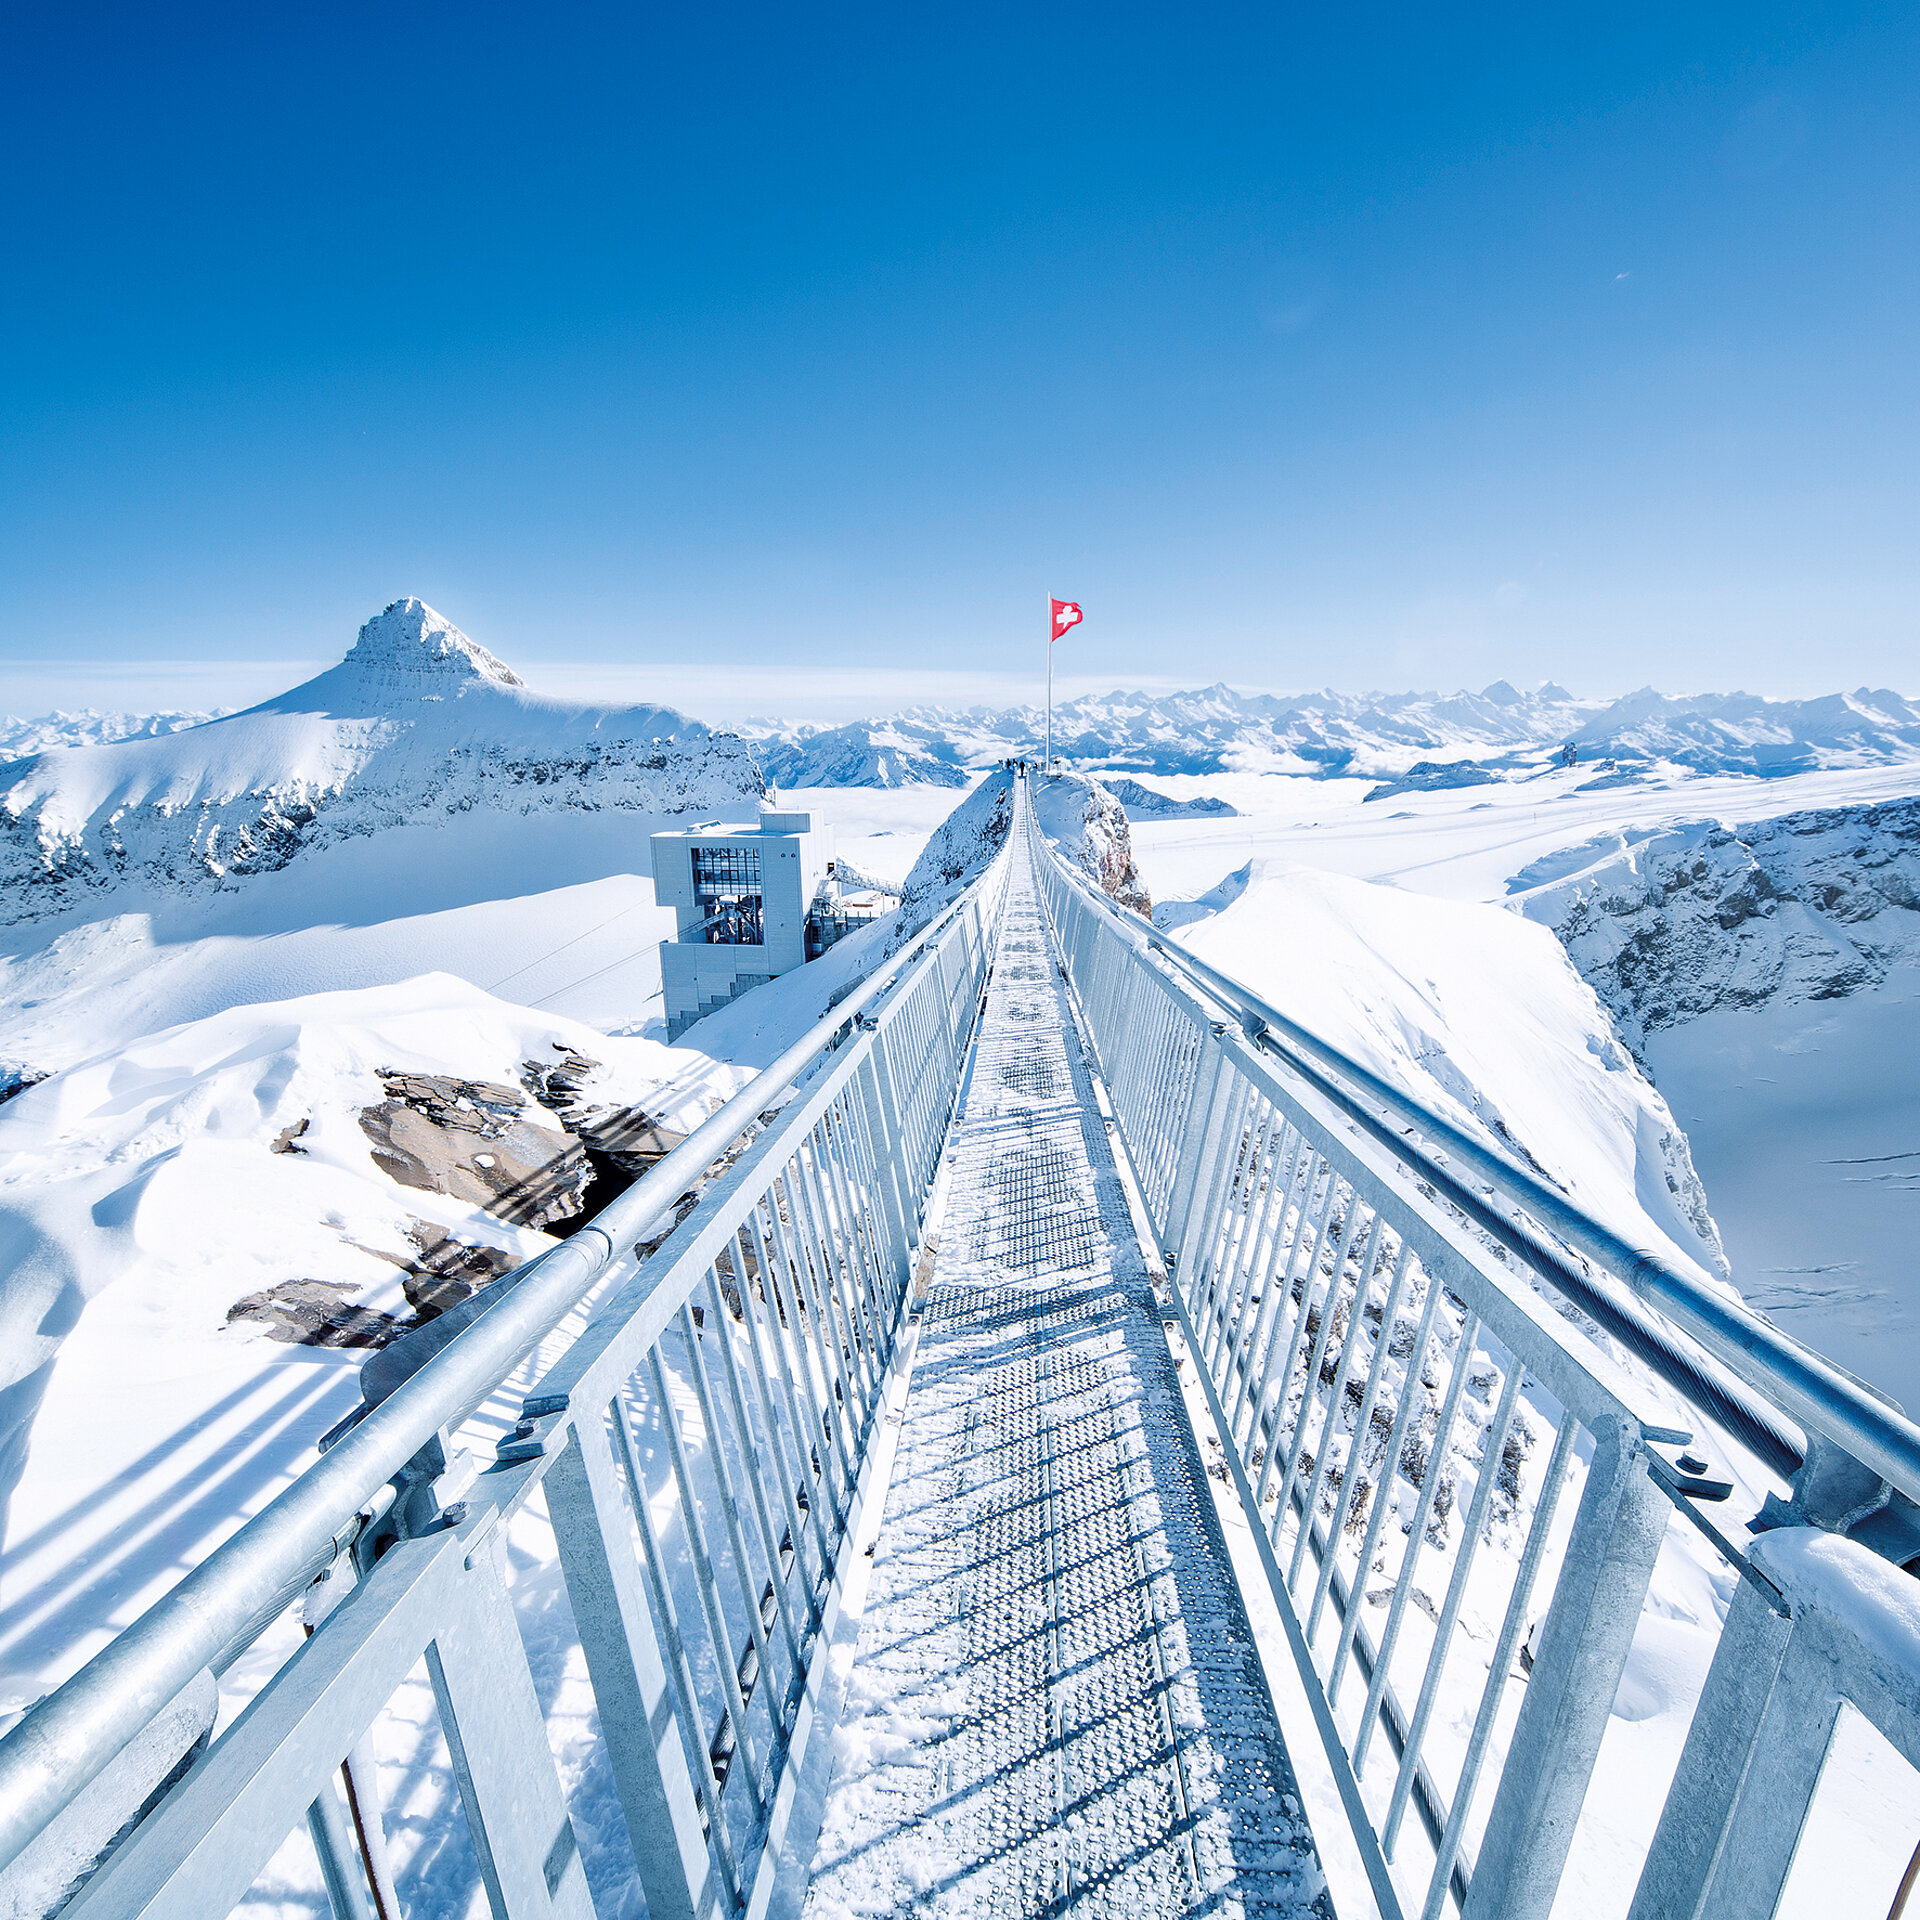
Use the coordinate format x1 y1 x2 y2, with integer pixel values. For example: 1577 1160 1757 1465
800 848 1327 1918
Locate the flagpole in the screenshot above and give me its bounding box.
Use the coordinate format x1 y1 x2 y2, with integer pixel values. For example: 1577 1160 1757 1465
1044 591 1052 779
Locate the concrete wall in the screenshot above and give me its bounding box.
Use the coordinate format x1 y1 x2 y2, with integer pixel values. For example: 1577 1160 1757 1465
650 809 834 1039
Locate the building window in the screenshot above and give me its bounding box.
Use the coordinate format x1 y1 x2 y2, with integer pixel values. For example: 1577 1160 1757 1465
690 843 764 945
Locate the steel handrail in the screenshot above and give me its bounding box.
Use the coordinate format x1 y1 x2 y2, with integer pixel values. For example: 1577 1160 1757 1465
0 874 996 1877
1030 811 1920 1505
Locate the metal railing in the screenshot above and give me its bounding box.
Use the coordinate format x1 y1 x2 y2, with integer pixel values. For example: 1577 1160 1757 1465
0 855 1006 1920
1029 804 1920 1920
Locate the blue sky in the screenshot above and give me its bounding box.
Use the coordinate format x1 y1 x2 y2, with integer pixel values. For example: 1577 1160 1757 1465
2 3 1915 722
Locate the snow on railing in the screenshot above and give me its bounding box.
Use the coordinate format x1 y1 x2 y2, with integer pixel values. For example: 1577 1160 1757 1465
1029 799 1920 1920
0 857 1006 1920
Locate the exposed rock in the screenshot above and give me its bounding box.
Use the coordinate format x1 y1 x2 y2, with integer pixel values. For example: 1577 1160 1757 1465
394 1222 522 1319
226 1279 399 1349
0 1067 48 1108
521 1043 687 1172
1516 794 1920 1052
270 1118 310 1154
358 1070 592 1230
1033 773 1152 918
228 1216 525 1349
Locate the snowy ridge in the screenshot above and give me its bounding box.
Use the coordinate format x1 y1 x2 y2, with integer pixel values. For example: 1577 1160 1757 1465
753 718 971 789
1514 792 1920 1050
0 600 763 925
745 681 1920 786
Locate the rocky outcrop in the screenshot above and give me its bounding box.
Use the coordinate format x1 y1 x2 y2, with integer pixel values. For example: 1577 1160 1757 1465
358 1071 594 1231
1034 774 1152 918
1515 795 1920 1052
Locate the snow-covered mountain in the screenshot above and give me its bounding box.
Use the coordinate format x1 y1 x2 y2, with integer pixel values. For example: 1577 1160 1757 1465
1512 793 1920 1052
755 718 972 790
747 681 1920 787
0 600 763 926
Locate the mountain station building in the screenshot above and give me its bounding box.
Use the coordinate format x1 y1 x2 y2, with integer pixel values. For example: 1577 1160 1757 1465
651 808 836 1039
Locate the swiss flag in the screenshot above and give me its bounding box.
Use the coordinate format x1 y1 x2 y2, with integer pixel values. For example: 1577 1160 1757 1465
1050 597 1083 641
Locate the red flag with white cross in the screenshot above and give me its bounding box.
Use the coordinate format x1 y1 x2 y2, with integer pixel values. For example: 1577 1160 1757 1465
1049 597 1083 641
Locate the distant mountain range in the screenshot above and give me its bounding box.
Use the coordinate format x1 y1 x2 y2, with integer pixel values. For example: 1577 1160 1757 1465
749 681 1920 788
0 707 231 758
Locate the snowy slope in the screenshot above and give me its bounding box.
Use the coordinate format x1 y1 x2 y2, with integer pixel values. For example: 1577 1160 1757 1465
1511 792 1920 1052
0 602 785 1081
1126 760 1920 1413
0 599 762 925
0 975 742 1703
1167 860 1730 1287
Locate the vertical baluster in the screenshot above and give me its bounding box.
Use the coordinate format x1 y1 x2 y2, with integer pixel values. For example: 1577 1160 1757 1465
1330 1260 1447 1706
676 1296 790 1754
797 1132 880 1409
1309 1238 1414 1645
1289 1210 1386 1590
1203 1101 1282 1375
612 1392 745 1911
1269 1180 1364 1561
836 1088 903 1341
1227 1133 1319 1465
702 1252 817 1684
1196 1080 1262 1363
1382 1358 1525 1858
1352 1299 1481 1775
1181 1065 1252 1323
771 1168 858 1522
646 1345 772 1820
735 1209 837 1600
1418 1415 1577 1920
1252 1161 1341 1512
1225 1122 1311 1437
798 1121 879 1443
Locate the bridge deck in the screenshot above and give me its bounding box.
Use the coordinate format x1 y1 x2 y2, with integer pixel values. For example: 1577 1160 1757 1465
799 851 1327 1917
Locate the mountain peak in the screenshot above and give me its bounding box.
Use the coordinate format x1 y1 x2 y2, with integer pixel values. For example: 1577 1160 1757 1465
339 599 524 688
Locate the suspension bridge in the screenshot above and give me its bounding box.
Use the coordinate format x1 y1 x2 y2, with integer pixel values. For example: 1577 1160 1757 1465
6 773 1920 1920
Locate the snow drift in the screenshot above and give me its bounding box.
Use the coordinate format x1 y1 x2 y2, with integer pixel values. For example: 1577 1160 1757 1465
0 599 764 925
886 769 1014 947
